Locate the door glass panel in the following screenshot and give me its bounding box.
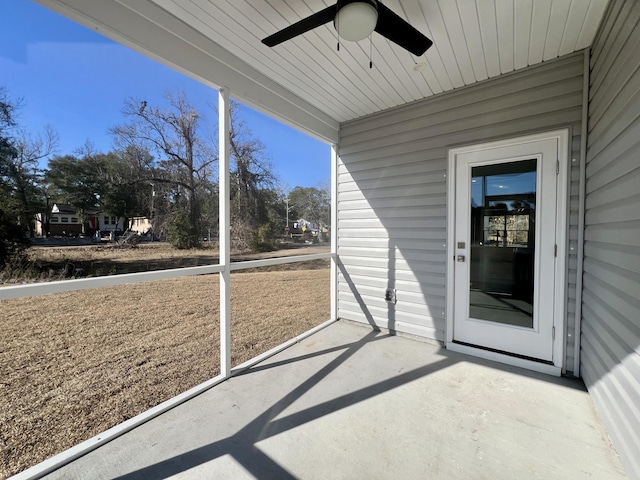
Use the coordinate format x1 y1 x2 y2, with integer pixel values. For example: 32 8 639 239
469 159 536 328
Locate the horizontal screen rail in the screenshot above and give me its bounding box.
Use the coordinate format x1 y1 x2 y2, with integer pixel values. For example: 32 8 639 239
0 252 336 301
0 264 224 301
229 252 333 271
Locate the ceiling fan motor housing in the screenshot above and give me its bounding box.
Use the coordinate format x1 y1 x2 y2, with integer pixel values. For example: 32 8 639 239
334 0 379 42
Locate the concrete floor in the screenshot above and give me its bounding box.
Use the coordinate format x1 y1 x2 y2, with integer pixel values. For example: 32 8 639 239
44 321 626 480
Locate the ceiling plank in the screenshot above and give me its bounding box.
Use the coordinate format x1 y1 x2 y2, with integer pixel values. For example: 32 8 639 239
421 0 465 88
576 0 613 50
476 0 501 78
513 0 533 70
372 36 426 103
559 0 591 56
456 0 489 82
495 0 515 73
543 0 573 61
390 0 448 94
529 0 552 65
438 0 477 85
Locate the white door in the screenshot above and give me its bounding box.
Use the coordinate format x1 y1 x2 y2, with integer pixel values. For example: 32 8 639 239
449 132 567 363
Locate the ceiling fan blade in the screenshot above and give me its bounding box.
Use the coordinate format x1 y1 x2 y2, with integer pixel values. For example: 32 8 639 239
262 6 336 47
374 2 433 56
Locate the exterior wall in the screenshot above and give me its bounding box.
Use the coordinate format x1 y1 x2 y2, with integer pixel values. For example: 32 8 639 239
581 0 640 478
98 214 125 232
129 217 152 235
36 208 125 236
48 212 83 236
34 214 45 237
337 52 585 371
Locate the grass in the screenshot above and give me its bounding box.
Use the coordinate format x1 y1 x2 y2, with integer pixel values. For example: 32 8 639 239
0 245 330 478
0 242 330 283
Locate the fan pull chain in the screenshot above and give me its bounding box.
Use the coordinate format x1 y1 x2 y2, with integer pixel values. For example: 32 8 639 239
369 34 373 69
336 15 340 51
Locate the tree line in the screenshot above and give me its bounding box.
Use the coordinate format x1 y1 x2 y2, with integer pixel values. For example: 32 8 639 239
0 87 330 265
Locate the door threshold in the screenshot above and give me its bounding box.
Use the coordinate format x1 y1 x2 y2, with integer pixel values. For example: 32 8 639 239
446 342 561 376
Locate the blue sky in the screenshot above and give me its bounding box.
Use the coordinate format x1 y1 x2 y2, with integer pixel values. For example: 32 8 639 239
1 1 330 189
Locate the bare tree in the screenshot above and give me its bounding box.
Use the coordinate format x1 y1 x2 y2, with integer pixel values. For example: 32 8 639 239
1 87 57 255
225 100 276 248
110 90 217 247
12 126 58 236
0 87 27 262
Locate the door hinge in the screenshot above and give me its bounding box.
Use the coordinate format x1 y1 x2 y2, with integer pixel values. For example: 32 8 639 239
556 160 560 175
554 244 557 257
552 326 556 340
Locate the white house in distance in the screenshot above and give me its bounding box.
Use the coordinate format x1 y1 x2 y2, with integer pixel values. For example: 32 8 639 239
16 0 640 478
128 216 152 235
91 211 125 234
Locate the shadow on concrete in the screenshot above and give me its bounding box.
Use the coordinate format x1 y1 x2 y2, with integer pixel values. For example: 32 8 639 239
113 330 458 479
110 320 589 480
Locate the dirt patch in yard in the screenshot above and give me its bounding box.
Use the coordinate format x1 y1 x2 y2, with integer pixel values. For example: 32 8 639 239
0 266 330 478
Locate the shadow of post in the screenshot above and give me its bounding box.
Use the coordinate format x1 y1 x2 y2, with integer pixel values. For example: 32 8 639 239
337 259 378 329
113 331 459 480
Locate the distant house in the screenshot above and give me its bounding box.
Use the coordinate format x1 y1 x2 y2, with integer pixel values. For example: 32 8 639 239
286 219 328 243
129 216 152 235
35 204 125 237
93 211 125 234
35 204 82 237
296 219 328 236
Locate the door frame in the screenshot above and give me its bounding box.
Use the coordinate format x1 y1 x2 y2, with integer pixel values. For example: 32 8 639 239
445 129 569 376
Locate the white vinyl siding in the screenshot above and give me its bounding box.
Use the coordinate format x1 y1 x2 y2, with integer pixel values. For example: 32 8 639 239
581 1 640 478
337 52 585 371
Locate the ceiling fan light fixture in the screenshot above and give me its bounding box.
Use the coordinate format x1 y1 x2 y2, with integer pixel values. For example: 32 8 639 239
262 0 433 57
335 1 378 42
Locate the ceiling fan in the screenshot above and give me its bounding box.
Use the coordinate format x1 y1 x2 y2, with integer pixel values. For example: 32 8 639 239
262 0 433 57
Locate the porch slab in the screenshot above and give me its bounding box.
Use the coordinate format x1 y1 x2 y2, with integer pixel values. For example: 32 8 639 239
43 321 626 479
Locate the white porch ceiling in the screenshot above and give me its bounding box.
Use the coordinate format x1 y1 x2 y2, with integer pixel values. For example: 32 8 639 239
37 0 609 141
155 0 607 122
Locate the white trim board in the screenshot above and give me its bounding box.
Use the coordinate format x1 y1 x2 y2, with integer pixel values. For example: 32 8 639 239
447 343 562 377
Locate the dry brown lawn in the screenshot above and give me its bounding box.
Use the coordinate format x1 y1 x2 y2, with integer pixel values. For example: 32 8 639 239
0 262 330 479
0 243 329 284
